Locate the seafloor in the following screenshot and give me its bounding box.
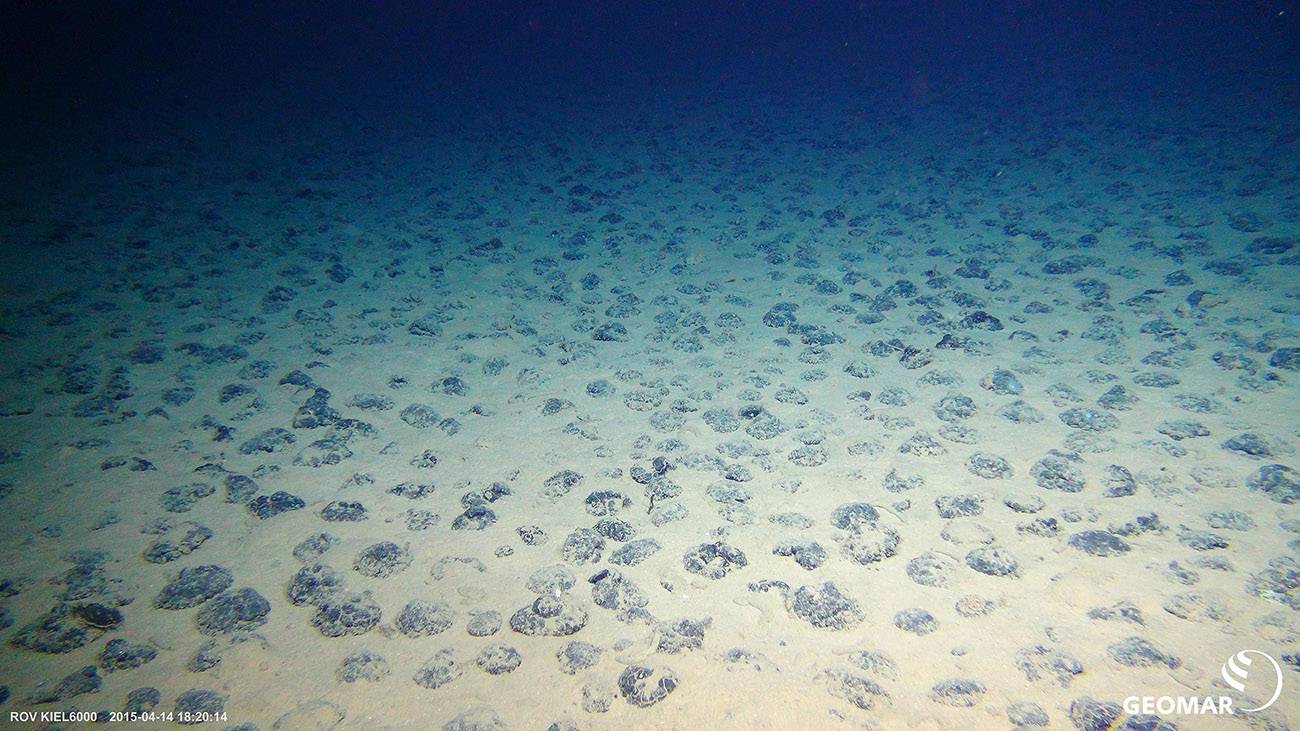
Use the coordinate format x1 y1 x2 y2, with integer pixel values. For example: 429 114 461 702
0 80 1296 730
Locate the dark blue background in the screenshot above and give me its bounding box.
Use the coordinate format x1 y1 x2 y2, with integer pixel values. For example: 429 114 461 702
4 0 1297 122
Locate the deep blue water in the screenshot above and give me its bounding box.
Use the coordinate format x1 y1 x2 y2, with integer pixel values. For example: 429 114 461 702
3 2 1298 128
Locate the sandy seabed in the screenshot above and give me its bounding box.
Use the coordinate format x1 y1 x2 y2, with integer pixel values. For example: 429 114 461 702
0 82 1296 730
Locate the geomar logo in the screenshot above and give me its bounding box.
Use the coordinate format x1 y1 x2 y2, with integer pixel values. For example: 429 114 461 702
1123 650 1284 716
1221 650 1284 713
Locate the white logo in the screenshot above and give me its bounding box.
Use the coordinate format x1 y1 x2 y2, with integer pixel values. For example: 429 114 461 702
1221 650 1284 713
1122 650 1285 717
